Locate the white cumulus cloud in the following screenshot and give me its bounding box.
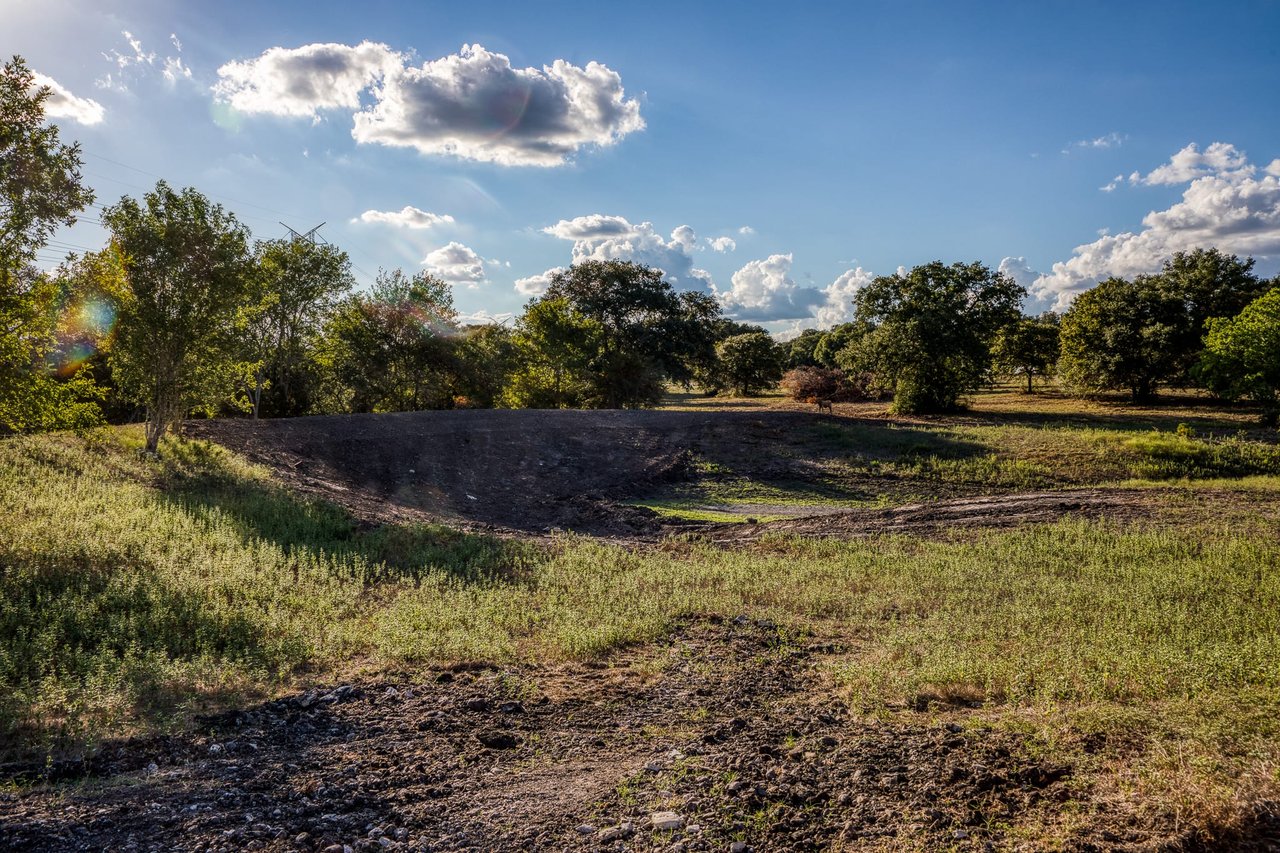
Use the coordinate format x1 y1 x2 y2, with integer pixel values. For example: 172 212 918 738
354 206 455 229
423 241 486 286
813 267 875 328
541 214 713 291
716 254 826 321
1032 142 1280 308
216 42 643 166
31 73 104 125
1132 142 1251 186
214 41 403 119
706 236 736 253
352 44 643 166
514 267 566 296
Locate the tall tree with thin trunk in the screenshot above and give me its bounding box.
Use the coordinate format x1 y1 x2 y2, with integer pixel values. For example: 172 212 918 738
104 182 254 452
0 56 100 431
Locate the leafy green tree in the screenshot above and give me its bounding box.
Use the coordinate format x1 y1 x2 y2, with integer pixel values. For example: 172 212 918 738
1198 286 1280 425
1 57 95 269
813 322 867 369
317 268 457 413
0 56 100 431
503 297 602 408
715 331 784 396
453 323 519 408
1152 249 1268 382
1057 276 1186 401
785 328 823 369
524 260 723 407
843 261 1024 413
991 314 1060 393
243 238 353 417
103 182 255 452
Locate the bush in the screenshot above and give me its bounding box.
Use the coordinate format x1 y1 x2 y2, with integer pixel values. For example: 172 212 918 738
780 367 875 403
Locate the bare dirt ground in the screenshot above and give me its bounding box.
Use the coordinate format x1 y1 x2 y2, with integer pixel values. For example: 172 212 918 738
7 619 1269 853
184 410 1157 541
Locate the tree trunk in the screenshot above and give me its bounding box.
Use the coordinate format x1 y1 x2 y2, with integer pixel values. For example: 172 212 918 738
1026 369 1033 395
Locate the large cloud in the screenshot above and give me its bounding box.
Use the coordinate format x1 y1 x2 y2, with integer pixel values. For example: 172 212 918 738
423 241 485 286
354 206 454 229
514 267 566 297
812 267 875 328
215 42 642 166
541 215 714 291
214 41 402 119
716 254 827 321
1132 142 1250 186
1032 142 1280 308
31 73 104 125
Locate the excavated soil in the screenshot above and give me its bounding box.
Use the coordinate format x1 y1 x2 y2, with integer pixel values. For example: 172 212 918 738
185 410 1156 541
5 619 1268 852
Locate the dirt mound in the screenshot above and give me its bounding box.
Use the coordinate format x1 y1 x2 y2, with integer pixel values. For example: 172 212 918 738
6 619 1255 852
187 411 1153 540
189 410 752 535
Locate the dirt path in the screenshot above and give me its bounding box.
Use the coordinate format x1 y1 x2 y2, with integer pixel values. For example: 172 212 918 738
5 619 1248 852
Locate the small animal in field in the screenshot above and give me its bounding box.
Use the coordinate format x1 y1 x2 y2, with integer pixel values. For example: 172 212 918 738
816 399 833 414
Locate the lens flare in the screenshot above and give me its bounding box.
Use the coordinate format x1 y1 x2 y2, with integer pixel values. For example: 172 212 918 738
56 297 117 376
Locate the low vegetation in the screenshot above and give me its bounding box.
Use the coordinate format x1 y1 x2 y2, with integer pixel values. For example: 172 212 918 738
1 391 1278 843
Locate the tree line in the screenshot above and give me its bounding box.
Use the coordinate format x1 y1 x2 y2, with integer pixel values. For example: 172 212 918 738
779 249 1280 424
5 55 1280 452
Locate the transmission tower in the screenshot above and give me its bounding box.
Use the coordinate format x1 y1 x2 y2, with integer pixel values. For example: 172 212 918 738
279 221 327 244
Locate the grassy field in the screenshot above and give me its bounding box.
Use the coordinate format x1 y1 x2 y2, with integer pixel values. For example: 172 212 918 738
1 388 1278 840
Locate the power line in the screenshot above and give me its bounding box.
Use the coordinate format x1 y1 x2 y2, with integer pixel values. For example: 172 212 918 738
81 150 311 221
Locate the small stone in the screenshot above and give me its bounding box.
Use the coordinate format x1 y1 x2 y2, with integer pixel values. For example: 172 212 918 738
686 823 701 833
953 829 970 840
393 828 408 841
463 697 490 713
730 843 749 853
476 730 519 749
644 761 663 773
145 762 158 774
209 744 223 754
294 833 310 844
650 811 683 831
498 701 525 714
575 824 596 835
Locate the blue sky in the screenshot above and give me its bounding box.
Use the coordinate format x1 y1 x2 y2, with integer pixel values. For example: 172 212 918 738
10 0 1280 331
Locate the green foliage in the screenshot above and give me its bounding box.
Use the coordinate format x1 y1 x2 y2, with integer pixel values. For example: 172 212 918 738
1059 251 1267 402
1198 286 1280 425
783 328 823 369
0 56 101 433
243 238 354 417
103 182 255 452
991 314 1060 393
453 323 519 408
0 56 95 268
844 260 1024 413
519 260 722 407
713 331 784 396
1058 276 1186 401
316 268 458 413
1155 248 1268 380
502 297 601 408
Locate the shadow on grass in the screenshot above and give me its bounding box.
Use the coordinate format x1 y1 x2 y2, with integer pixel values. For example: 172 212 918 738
156 438 536 584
